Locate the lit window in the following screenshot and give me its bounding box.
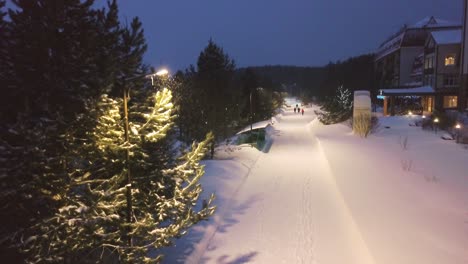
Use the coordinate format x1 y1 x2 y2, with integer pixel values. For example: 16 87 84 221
445 55 455 66
443 96 458 108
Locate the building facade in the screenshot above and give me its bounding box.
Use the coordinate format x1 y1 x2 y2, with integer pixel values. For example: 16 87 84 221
375 17 461 90
423 30 461 111
376 17 465 115
461 0 468 111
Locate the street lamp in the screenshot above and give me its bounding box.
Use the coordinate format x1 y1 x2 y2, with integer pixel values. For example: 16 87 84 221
433 117 439 134
122 68 168 246
250 87 263 134
156 68 169 76
455 123 462 143
149 68 169 85
250 91 253 133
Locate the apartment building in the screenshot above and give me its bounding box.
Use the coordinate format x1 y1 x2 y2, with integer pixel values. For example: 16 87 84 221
422 30 461 111
461 0 468 111
375 17 461 90
376 17 464 115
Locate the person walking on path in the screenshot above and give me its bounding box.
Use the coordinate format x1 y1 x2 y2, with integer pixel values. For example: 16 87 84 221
301 108 304 115
294 107 296 113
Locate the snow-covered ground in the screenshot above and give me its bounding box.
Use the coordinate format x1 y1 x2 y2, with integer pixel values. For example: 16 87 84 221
312 113 468 264
162 98 468 264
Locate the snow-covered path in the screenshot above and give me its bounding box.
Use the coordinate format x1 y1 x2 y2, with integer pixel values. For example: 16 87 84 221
192 104 375 263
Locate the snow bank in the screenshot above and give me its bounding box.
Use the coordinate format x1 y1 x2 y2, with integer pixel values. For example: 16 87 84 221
310 115 468 264
236 120 272 135
160 143 263 263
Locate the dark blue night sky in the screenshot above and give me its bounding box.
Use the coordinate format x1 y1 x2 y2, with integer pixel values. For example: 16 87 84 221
109 0 462 72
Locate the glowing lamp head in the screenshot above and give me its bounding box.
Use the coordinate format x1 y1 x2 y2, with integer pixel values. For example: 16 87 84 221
455 124 461 129
433 118 439 123
156 69 169 76
408 111 413 116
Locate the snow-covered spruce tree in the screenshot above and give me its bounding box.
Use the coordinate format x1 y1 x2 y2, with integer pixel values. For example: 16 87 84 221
315 85 352 125
0 114 71 262
19 88 215 263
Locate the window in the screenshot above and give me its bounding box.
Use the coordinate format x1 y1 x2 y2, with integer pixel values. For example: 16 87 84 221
443 75 459 87
424 56 434 69
424 75 434 86
443 96 458 108
427 96 434 112
445 55 456 66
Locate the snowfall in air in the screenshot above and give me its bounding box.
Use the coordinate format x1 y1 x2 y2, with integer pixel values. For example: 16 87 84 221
160 98 468 264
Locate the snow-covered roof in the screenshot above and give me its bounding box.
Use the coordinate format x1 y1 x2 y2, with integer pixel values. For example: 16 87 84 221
380 86 435 95
376 17 461 61
408 16 460 29
375 32 404 61
430 29 462 45
403 81 423 86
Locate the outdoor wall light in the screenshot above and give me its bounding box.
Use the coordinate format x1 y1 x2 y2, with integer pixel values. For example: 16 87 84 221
455 123 462 143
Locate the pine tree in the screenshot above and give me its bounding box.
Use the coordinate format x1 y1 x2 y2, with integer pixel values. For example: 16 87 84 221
314 85 353 125
240 68 259 121
256 88 275 121
17 88 215 263
8 0 100 118
113 17 148 97
0 0 12 122
194 39 236 156
93 0 121 94
172 67 208 143
0 113 70 262
1 1 100 260
336 85 352 112
3 2 216 262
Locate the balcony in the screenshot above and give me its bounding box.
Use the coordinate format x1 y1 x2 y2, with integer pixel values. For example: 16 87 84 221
425 47 435 54
424 68 434 75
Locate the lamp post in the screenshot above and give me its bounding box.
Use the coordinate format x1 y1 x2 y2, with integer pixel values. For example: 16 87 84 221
249 87 264 147
250 90 253 134
433 117 439 134
455 123 462 143
249 87 264 134
122 68 168 246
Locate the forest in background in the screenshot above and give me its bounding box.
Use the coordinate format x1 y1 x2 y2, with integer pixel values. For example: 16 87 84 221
246 53 376 102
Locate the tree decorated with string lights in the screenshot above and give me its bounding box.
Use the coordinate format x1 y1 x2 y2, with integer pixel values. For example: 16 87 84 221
315 85 352 125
